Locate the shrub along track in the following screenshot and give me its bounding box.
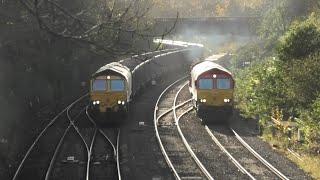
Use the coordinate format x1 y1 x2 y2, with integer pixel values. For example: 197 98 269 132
230 118 312 180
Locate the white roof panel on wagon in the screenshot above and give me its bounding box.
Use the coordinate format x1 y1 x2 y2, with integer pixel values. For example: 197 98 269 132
191 60 232 80
205 53 228 61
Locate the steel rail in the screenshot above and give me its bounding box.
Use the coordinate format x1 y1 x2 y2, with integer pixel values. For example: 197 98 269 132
45 104 88 180
67 105 90 153
66 104 91 179
12 93 88 180
85 108 121 180
204 126 256 180
86 126 97 180
116 129 122 180
156 99 192 125
85 109 117 156
84 106 98 180
154 76 188 180
173 82 214 180
230 128 290 180
44 124 71 180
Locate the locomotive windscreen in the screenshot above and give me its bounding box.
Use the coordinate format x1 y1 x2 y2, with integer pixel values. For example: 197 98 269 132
92 79 107 91
199 79 213 90
110 80 125 91
217 79 231 89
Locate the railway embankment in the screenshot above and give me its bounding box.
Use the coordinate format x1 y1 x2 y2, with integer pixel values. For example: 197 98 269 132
232 13 320 179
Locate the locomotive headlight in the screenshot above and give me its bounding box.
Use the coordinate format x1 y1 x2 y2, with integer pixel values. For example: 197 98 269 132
121 101 125 105
93 101 100 105
200 99 206 103
224 99 230 103
117 100 121 104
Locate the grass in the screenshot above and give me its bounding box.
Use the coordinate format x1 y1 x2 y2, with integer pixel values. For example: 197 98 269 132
261 127 320 180
287 153 320 180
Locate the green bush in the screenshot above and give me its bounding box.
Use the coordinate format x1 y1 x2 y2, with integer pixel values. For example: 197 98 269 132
298 97 320 148
234 13 320 148
235 58 288 123
278 14 320 61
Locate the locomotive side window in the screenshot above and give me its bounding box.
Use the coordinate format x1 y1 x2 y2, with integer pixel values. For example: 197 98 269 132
198 79 213 89
217 79 231 89
92 79 107 91
110 79 125 91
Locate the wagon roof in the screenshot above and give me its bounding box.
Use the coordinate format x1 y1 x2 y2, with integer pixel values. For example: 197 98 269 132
205 53 228 61
191 60 232 80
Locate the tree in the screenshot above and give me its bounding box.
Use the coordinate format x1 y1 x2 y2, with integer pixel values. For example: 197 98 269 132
278 13 320 61
15 0 177 56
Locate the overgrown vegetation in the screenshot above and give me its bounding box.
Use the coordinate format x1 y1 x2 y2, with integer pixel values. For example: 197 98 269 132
232 1 320 177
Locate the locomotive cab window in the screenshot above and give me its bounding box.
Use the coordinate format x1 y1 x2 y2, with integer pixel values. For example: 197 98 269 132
217 78 231 89
198 79 213 89
110 79 125 91
92 79 107 91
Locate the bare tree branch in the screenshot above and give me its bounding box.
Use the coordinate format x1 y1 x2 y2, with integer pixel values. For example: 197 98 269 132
17 0 178 56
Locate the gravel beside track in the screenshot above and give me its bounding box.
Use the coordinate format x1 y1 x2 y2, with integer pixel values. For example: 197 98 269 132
156 79 205 179
179 111 249 179
90 131 117 180
207 125 278 179
50 127 88 180
230 119 312 180
13 114 69 179
174 100 193 119
120 73 188 180
176 83 191 105
158 111 204 179
177 85 311 180
49 103 90 180
13 94 120 180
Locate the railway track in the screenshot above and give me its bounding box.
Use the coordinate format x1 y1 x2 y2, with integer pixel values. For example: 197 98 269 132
86 109 121 180
205 125 289 180
154 77 213 180
173 82 289 179
12 94 121 180
158 78 291 180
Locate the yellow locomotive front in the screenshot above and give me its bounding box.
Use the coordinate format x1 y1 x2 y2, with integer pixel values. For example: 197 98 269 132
90 75 127 113
190 61 234 115
90 63 131 115
196 71 234 113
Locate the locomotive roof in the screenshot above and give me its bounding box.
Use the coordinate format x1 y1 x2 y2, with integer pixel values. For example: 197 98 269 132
191 60 232 80
93 62 131 81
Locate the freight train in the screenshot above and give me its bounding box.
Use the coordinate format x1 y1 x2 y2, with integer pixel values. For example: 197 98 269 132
90 41 203 121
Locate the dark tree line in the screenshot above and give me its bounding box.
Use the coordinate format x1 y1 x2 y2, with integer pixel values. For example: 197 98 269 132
0 1 177 178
